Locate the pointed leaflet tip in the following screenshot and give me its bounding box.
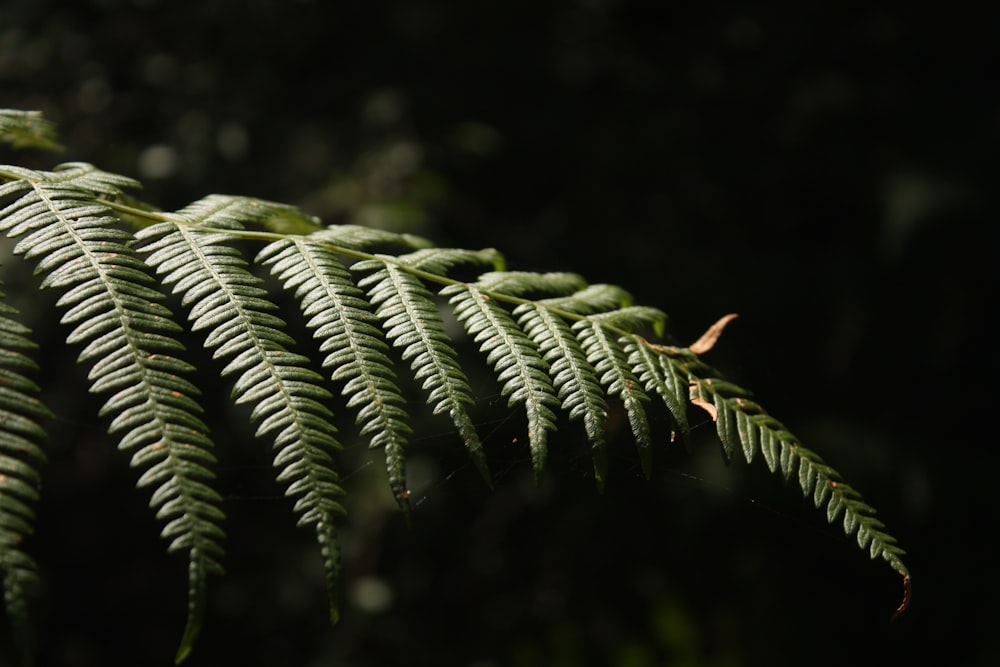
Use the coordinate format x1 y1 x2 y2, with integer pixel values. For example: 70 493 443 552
329 598 341 626
175 592 206 664
174 619 200 665
456 418 493 489
174 552 211 664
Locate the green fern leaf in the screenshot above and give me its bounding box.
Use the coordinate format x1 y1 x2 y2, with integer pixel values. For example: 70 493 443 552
135 196 347 632
305 224 435 252
353 251 490 484
0 286 51 665
258 235 415 512
539 283 635 315
382 247 505 276
0 111 63 152
0 164 224 663
457 270 586 298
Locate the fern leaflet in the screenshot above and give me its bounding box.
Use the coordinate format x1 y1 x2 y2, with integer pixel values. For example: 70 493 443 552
257 235 415 512
514 304 608 488
623 335 692 448
352 250 495 485
0 111 62 152
135 196 348 632
572 307 666 478
441 281 561 482
0 164 224 662
511 283 637 489
0 285 50 664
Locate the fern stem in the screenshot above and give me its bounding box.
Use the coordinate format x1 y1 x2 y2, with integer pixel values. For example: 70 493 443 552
162 223 651 352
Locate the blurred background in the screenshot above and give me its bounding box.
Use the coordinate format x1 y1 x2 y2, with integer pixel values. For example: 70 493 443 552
1 1 996 665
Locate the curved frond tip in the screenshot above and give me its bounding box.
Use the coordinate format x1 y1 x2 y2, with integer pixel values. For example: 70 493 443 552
137 196 348 631
655 343 910 612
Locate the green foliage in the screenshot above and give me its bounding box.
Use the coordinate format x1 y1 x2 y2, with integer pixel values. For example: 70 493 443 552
0 111 62 153
0 110 909 664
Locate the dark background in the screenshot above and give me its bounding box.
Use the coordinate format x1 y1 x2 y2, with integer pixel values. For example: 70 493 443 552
1 1 996 666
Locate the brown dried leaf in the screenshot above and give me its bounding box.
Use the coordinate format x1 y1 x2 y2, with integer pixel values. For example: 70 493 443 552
689 313 739 355
891 573 912 621
690 396 718 421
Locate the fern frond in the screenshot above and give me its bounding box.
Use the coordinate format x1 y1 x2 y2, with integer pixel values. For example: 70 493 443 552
0 164 225 661
0 111 62 152
135 195 347 633
0 109 914 665
352 251 492 484
0 286 51 664
257 236 415 512
571 308 666 478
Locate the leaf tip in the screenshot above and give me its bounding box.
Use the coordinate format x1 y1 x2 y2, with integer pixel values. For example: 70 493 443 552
329 600 341 626
174 639 195 665
174 600 205 664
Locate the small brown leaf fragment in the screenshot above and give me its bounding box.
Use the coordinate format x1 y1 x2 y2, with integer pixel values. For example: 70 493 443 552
690 397 717 421
689 380 718 420
689 313 739 355
891 572 912 621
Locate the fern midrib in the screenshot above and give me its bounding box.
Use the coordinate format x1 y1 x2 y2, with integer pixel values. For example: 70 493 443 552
30 191 648 345
239 229 642 339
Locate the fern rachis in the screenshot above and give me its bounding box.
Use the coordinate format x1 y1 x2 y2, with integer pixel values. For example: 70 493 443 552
0 109 910 663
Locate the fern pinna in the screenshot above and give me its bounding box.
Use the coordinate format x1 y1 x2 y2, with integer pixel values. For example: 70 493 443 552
0 109 910 663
